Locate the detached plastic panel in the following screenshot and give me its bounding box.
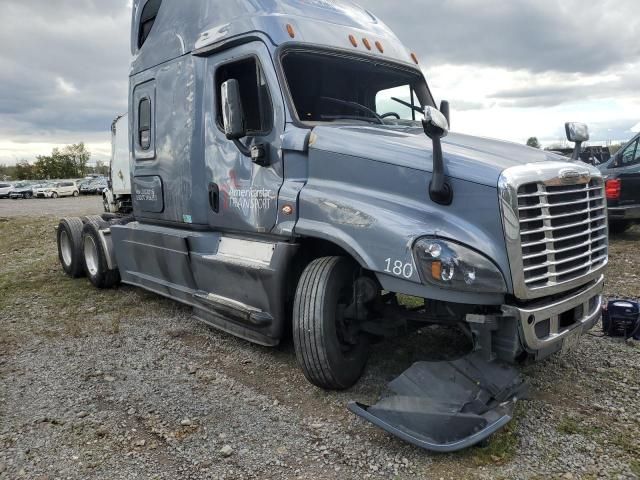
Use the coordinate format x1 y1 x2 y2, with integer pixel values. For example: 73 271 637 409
348 353 527 452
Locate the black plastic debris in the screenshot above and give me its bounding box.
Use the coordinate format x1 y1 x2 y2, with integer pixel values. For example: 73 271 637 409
348 353 527 452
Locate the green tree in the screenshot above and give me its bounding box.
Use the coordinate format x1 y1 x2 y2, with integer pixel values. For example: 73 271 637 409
94 160 109 176
33 143 92 179
526 137 541 149
62 143 91 177
15 160 34 180
0 163 17 180
34 155 53 179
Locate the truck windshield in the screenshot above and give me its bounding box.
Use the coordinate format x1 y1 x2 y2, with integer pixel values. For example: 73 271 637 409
281 50 433 125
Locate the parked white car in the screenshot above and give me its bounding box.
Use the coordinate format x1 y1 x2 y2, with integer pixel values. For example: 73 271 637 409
0 182 14 198
34 181 79 199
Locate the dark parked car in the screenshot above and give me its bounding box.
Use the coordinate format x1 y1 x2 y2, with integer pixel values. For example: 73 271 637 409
9 182 34 199
80 179 108 195
598 132 640 233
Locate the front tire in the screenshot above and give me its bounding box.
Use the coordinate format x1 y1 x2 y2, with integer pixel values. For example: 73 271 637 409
293 257 369 390
51 192 58 199
73 190 79 197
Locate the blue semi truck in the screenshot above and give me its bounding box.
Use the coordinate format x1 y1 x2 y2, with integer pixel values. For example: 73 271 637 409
56 0 607 451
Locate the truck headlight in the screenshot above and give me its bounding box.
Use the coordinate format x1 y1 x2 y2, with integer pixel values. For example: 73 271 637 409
414 238 506 293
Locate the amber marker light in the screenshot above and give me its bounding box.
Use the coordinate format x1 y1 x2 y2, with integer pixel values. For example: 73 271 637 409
362 38 372 50
349 34 358 47
375 41 384 53
286 24 296 38
411 52 419 64
282 205 294 216
431 261 442 280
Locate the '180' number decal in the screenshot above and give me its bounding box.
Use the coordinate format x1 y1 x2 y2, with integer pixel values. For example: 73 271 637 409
384 258 414 279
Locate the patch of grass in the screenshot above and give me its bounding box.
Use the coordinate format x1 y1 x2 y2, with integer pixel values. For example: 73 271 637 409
461 405 521 466
610 429 640 456
397 294 423 309
557 415 603 437
557 416 580 435
630 460 640 477
0 216 181 343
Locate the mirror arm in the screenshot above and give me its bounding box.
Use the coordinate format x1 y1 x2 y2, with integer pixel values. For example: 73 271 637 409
429 137 453 205
571 141 583 161
232 138 270 167
232 138 251 157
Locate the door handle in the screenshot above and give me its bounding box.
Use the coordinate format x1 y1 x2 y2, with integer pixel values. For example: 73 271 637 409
208 183 220 213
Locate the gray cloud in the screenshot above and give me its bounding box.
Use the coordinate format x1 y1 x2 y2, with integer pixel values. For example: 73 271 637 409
488 67 640 108
0 0 638 164
0 0 129 160
360 0 639 74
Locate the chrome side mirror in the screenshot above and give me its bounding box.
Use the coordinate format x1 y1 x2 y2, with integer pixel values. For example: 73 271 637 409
565 122 589 143
221 79 246 140
565 122 589 161
423 106 449 140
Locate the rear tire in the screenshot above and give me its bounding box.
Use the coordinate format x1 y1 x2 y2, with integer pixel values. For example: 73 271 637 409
83 215 110 229
73 190 79 197
293 256 369 390
57 217 85 278
82 222 120 289
609 220 631 234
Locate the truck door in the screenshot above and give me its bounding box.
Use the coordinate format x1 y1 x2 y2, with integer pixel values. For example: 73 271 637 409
616 138 640 206
203 42 285 234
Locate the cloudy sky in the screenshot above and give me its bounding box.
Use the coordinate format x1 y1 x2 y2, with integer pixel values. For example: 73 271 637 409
0 0 638 165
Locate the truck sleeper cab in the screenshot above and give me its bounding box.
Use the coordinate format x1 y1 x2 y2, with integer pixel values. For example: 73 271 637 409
56 0 606 452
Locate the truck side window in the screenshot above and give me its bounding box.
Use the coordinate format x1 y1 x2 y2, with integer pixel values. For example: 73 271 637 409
620 139 638 166
139 98 152 150
375 85 418 120
215 57 273 135
138 0 162 48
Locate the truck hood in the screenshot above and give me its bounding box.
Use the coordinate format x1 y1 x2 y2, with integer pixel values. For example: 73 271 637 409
309 125 564 187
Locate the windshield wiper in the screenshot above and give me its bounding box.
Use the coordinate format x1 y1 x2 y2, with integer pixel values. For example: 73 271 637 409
319 97 384 125
319 114 381 124
391 96 424 115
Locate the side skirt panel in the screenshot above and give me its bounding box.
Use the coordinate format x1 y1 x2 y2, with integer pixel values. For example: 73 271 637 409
110 223 298 345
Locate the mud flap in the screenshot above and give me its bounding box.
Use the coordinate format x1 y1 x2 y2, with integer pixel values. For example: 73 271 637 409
348 353 527 452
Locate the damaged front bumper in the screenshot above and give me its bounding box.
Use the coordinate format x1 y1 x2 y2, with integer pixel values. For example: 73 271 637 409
348 353 526 452
504 275 603 359
348 277 603 452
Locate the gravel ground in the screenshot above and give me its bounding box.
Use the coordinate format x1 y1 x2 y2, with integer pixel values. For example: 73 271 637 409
0 204 639 479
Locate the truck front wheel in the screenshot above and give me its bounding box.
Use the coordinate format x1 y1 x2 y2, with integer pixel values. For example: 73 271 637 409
293 256 369 390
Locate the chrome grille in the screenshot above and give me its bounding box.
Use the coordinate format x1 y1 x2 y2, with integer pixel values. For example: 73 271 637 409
499 163 608 300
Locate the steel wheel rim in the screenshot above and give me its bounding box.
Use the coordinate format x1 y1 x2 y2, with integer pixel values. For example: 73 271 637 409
60 230 72 266
84 235 99 276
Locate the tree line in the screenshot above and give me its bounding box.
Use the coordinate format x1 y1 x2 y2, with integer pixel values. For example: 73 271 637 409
0 143 109 181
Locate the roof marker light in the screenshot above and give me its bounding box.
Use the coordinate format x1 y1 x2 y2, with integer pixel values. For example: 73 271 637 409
349 34 358 47
362 38 372 50
411 52 419 64
286 24 296 38
375 41 384 53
